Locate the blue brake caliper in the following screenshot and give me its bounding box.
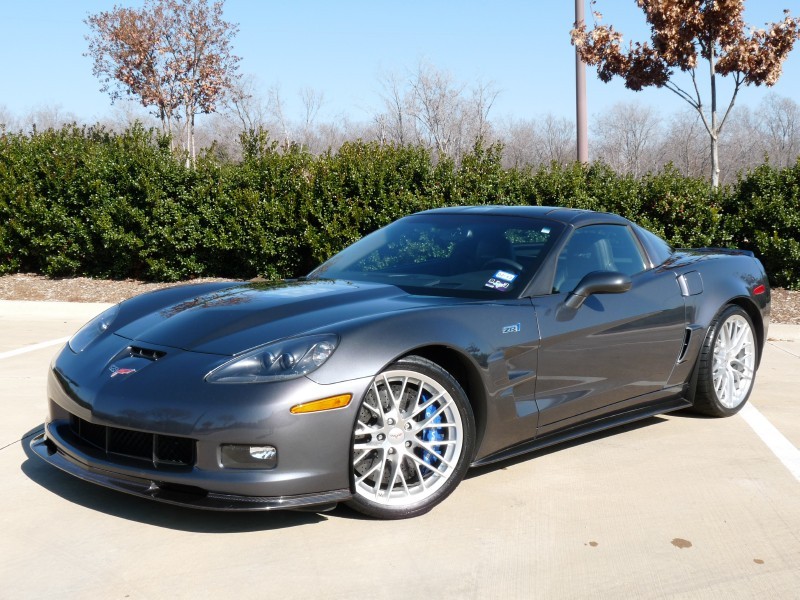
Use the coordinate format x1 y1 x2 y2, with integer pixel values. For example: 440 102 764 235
421 394 444 474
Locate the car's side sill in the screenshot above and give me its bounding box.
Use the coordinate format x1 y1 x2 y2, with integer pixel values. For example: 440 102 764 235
470 396 691 468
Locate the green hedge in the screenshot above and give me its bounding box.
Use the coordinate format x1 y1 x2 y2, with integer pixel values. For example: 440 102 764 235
1 125 798 288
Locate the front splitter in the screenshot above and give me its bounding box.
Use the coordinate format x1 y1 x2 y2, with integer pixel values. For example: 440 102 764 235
30 432 350 512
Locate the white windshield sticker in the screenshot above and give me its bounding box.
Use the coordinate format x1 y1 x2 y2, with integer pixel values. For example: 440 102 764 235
493 270 517 282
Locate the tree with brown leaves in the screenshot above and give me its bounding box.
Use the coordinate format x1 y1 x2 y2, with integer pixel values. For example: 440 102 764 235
86 0 241 164
571 1 800 187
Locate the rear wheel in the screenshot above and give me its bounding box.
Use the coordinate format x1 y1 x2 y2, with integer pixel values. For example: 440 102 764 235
346 356 475 519
693 305 757 417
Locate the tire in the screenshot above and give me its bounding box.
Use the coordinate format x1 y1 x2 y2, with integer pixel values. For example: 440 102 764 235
346 355 475 519
692 305 758 417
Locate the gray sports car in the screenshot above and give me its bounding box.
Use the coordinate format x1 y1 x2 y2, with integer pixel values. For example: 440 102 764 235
32 206 770 519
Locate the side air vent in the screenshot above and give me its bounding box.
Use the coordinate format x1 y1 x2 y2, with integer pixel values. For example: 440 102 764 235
677 325 703 364
129 346 167 361
677 328 692 363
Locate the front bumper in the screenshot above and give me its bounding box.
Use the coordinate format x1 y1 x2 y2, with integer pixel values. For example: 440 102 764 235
31 432 350 511
36 336 374 511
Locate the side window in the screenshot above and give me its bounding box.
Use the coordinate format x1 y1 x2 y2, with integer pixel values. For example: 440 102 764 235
633 224 673 266
553 225 647 293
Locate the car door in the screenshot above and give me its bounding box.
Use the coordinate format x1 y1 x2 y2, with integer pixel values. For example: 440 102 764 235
532 224 686 432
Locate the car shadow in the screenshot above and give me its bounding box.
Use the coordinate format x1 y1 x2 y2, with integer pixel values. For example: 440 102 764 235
466 415 669 479
20 414 685 525
673 407 716 420
19 425 332 532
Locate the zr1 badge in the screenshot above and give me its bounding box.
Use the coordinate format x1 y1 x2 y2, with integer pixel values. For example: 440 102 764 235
502 323 521 334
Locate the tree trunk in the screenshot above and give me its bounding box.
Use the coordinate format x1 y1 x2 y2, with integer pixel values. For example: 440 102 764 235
710 133 720 188
709 43 720 189
186 109 190 167
190 112 196 166
166 114 175 152
183 104 195 168
159 106 175 152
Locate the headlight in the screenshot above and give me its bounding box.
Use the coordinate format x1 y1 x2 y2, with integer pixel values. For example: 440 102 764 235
68 305 120 353
206 334 339 384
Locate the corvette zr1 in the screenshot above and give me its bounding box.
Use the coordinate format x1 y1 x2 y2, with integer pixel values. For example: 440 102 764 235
32 206 770 519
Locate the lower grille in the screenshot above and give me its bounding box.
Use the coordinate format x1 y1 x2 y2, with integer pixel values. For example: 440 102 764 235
68 414 195 468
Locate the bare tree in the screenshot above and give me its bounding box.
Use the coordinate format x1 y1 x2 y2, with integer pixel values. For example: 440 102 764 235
572 1 800 187
658 108 709 177
755 93 800 168
266 84 292 150
498 118 539 168
0 105 19 133
498 115 576 168
299 87 324 130
539 114 578 166
407 63 465 157
86 0 241 164
469 80 500 143
294 87 327 151
314 120 355 153
591 101 662 176
223 74 266 133
22 105 79 131
718 105 762 181
375 63 499 162
378 72 413 145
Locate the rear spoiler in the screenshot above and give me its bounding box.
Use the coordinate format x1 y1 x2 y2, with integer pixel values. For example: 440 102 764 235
676 247 755 258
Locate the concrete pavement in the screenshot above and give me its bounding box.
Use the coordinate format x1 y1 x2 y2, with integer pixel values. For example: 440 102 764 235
1 300 798 599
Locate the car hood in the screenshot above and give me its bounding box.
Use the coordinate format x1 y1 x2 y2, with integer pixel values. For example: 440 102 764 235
115 279 463 355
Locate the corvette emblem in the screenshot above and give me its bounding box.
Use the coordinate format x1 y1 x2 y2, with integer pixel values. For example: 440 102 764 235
109 365 137 378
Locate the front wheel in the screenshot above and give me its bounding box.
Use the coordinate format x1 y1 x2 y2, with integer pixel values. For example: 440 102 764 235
346 356 475 519
693 305 758 417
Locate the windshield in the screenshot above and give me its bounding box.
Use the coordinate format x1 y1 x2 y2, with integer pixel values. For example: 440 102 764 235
308 213 564 298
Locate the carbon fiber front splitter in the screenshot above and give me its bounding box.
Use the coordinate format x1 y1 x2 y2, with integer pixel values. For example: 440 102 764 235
30 432 350 512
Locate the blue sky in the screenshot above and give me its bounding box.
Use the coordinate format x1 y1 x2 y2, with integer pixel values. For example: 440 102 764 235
2 1 799 125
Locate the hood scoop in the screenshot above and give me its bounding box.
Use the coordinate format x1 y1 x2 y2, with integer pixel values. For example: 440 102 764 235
128 346 167 361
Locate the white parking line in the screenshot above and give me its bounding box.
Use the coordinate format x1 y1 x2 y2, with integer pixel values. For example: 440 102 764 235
740 403 800 482
768 340 800 359
0 337 69 360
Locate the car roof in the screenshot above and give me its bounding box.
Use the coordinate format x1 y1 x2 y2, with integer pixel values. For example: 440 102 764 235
419 205 631 227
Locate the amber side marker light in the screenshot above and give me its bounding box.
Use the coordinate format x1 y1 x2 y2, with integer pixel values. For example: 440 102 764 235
753 284 766 295
290 394 352 414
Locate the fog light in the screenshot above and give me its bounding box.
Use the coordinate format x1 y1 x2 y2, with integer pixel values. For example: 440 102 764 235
220 444 278 469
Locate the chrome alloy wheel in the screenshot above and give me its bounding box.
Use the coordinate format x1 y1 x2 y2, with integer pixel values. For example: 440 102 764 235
712 314 756 409
352 368 465 507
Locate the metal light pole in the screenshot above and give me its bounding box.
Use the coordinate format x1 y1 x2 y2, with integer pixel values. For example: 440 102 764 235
575 0 589 162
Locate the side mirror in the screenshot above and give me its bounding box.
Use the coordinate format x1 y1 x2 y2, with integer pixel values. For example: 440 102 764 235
564 271 632 310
